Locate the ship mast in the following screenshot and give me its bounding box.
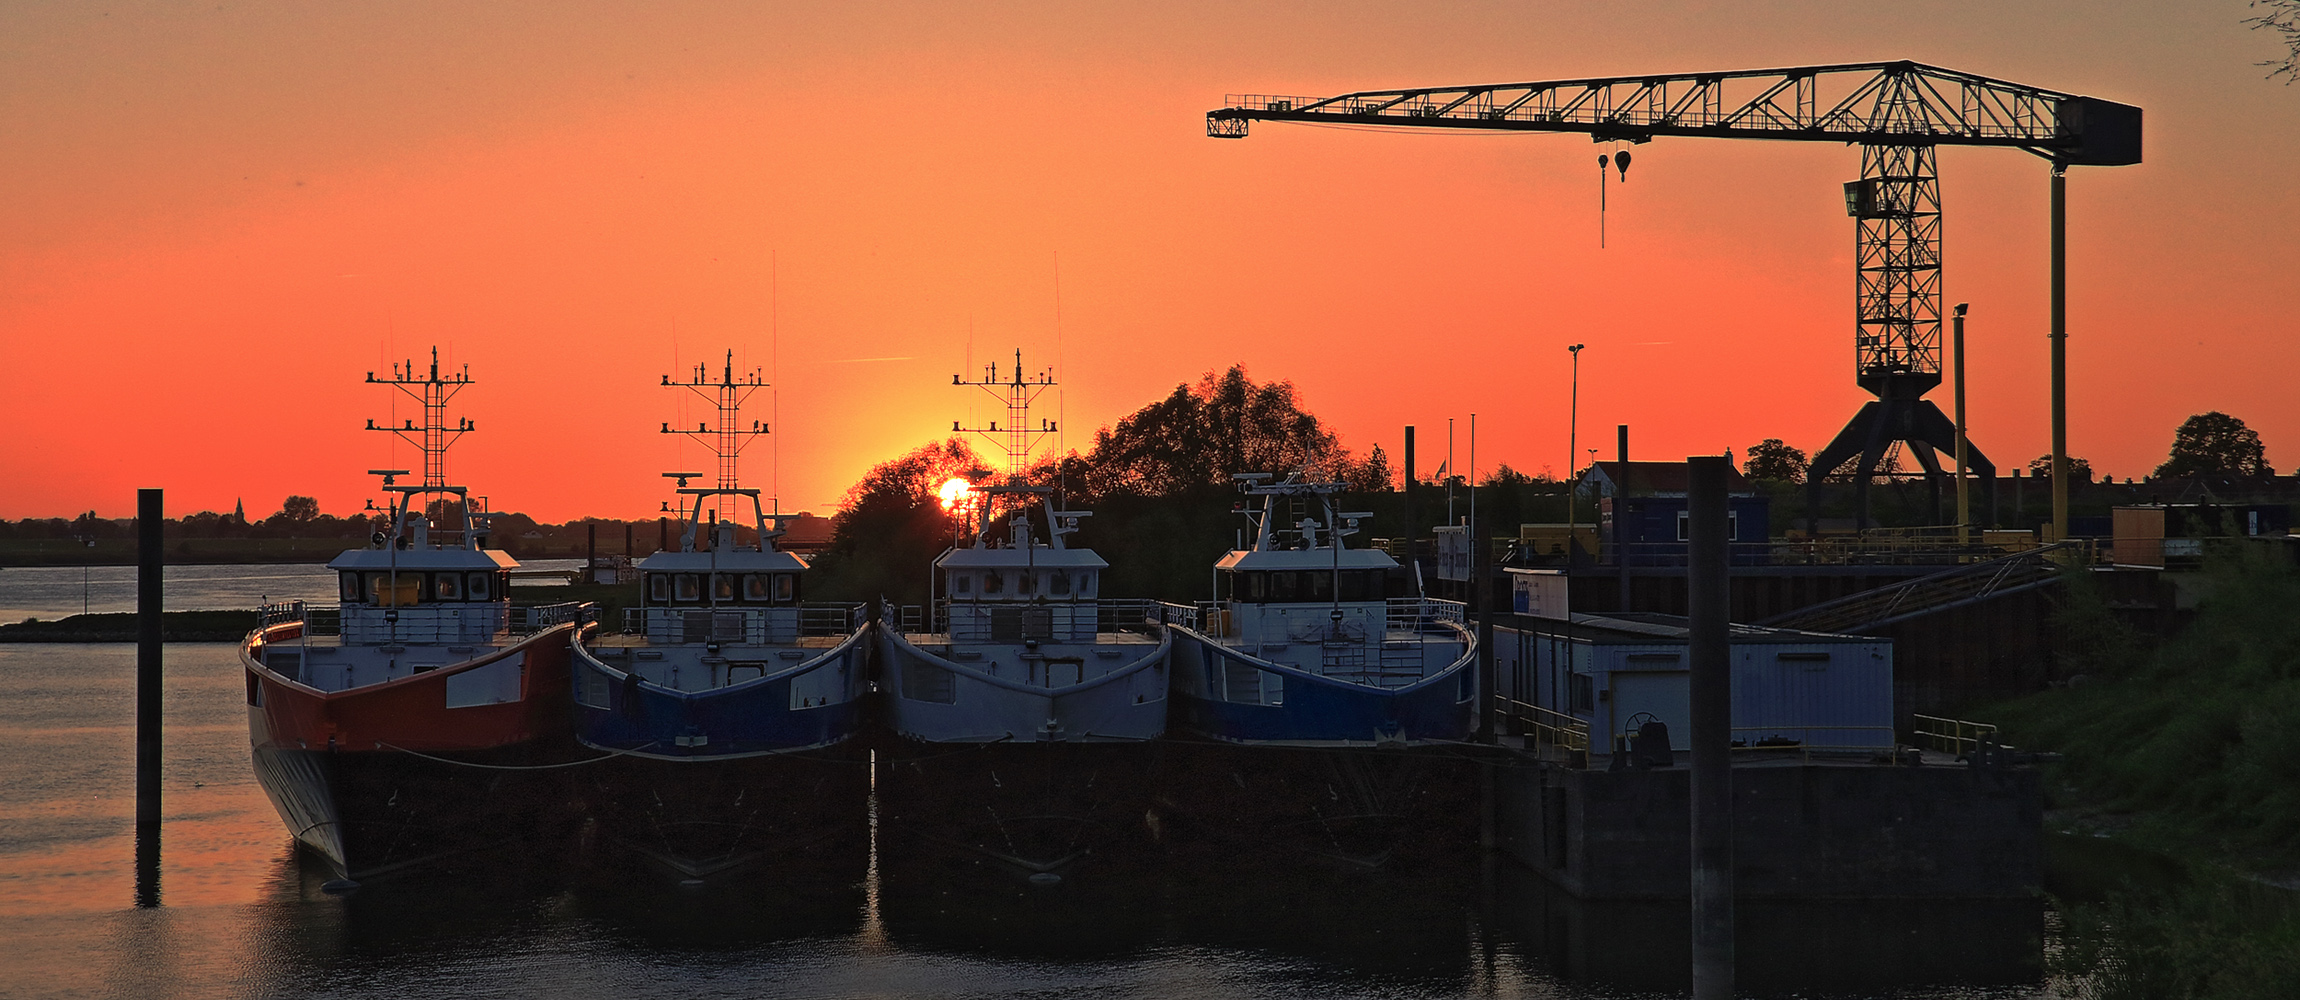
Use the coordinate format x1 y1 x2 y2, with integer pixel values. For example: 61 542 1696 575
954 349 1057 482
367 347 472 490
951 350 1073 549
663 350 768 521
364 348 484 547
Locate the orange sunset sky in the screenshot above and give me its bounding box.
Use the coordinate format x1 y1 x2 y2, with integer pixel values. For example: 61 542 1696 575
3 2 2296 522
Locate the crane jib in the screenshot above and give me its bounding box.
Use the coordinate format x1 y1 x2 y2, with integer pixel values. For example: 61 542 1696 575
1207 63 2140 166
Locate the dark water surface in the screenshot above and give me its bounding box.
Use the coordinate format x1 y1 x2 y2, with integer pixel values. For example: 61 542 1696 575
1 634 2066 999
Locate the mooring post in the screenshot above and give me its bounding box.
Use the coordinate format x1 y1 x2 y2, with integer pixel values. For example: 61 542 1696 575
1686 456 1734 999
1402 426 1417 577
136 488 163 906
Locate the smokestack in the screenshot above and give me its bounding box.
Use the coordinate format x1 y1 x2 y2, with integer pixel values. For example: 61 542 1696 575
1617 425 1629 465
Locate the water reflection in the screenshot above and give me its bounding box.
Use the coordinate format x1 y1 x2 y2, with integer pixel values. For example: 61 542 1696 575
1487 858 2044 994
134 822 161 908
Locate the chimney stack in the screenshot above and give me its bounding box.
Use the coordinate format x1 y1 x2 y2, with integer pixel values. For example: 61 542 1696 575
1617 425 1629 465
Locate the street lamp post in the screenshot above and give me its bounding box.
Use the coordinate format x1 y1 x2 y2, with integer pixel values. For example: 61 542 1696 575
1566 344 1586 572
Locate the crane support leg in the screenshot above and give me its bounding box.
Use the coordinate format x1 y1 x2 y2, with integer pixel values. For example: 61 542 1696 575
1805 395 1997 533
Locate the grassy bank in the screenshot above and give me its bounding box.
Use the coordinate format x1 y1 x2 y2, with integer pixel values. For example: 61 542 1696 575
1987 551 2300 998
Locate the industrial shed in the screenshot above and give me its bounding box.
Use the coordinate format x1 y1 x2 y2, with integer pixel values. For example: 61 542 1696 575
1493 612 1894 755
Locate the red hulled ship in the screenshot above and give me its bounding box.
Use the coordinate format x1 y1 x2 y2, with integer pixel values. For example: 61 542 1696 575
240 350 590 886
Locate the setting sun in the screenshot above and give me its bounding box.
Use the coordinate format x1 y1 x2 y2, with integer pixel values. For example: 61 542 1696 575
936 476 973 513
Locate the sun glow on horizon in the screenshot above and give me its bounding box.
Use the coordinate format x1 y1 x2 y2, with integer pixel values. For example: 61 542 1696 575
936 477 973 512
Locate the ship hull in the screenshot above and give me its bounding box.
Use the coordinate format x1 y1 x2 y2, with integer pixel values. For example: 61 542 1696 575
1167 626 1476 746
242 623 585 881
1149 739 1481 872
875 741 1164 883
569 749 870 879
572 631 869 757
876 628 1170 743
568 632 872 878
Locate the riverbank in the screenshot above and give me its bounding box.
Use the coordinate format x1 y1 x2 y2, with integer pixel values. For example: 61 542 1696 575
0 538 598 567
0 610 260 643
1985 554 2300 998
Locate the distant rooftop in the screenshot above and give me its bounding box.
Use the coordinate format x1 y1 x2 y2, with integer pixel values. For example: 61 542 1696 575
1582 460 1754 498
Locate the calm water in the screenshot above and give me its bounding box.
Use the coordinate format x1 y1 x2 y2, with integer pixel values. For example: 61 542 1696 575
0 567 2070 999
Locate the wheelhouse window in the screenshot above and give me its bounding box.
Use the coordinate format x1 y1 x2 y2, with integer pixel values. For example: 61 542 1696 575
713 574 737 602
1017 571 1035 596
1048 571 1071 596
744 573 772 602
1269 571 1297 602
981 571 1003 596
339 573 362 602
774 574 796 603
1306 571 1332 601
953 572 972 595
675 574 701 602
647 573 669 603
468 572 494 601
434 572 462 600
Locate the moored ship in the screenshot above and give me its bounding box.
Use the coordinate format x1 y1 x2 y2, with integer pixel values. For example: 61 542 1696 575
567 352 870 878
240 350 591 886
877 352 1171 881
1158 473 1478 867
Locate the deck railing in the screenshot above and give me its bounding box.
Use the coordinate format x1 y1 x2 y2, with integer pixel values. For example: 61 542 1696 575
617 603 866 643
1388 597 1467 634
255 600 592 645
1910 714 2002 755
887 599 1168 643
1500 697 1591 752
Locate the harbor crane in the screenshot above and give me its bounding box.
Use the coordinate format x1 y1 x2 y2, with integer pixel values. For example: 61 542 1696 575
1208 62 2141 537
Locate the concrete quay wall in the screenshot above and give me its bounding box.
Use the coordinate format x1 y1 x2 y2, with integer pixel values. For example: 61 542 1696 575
1492 757 2042 900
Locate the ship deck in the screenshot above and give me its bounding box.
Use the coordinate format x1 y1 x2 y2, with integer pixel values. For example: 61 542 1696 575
587 634 852 649
896 631 1161 646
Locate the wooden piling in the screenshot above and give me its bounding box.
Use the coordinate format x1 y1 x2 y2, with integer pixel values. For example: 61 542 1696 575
136 489 162 826
1687 457 1734 998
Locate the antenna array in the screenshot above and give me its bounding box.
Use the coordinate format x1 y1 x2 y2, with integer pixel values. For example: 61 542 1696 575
663 350 768 519
365 347 473 489
953 349 1057 480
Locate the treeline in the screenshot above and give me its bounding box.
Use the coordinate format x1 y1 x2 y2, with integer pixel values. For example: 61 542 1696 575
805 365 1590 605
0 503 833 566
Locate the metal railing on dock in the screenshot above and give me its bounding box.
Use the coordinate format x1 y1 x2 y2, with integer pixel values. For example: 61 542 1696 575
1500 697 1590 753
1911 714 2002 756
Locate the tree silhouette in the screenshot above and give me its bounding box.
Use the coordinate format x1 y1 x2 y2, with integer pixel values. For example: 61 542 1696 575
1072 365 1354 499
2027 454 2095 484
276 495 321 523
807 437 990 603
2154 412 2273 479
1744 439 1809 484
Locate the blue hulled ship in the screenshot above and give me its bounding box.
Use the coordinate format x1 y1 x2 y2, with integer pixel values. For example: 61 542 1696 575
567 353 869 879
1166 474 1476 747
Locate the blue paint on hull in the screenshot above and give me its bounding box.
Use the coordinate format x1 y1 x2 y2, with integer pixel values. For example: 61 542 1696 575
574 644 867 758
1170 632 1475 745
